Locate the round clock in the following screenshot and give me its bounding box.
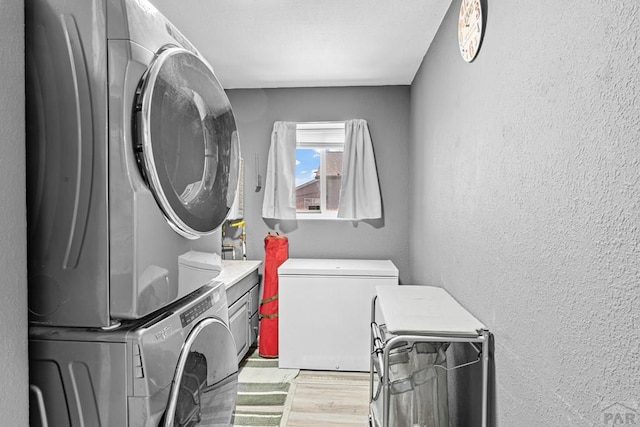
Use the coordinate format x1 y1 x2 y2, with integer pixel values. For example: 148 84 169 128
458 0 483 62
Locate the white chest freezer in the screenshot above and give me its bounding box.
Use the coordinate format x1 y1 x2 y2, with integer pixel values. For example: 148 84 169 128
278 258 398 371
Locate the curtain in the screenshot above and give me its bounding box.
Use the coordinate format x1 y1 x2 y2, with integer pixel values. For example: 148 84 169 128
262 119 382 220
338 119 382 219
261 121 297 219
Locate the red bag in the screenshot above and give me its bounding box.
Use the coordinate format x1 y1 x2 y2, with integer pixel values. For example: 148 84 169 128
258 233 288 358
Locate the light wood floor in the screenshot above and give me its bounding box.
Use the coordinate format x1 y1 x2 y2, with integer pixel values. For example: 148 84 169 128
281 370 371 426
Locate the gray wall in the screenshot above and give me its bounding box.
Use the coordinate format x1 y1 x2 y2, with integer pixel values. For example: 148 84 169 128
226 87 411 282
0 0 28 425
410 0 639 425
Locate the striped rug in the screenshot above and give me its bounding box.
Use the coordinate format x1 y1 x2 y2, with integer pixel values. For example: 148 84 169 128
232 348 299 427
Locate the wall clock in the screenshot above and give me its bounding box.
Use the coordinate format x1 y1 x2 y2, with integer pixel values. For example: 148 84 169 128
458 0 483 62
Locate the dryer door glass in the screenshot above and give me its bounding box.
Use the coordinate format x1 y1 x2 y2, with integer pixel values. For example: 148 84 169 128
137 47 240 239
164 317 238 427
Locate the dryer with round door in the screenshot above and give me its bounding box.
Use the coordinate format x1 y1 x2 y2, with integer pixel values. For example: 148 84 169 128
26 0 240 327
29 282 239 427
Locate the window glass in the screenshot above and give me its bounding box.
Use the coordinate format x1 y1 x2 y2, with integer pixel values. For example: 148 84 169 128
294 124 344 218
324 150 343 211
138 47 239 237
295 148 321 211
165 318 238 426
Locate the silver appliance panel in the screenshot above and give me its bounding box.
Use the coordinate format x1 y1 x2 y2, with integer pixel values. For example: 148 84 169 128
29 283 238 427
26 0 239 327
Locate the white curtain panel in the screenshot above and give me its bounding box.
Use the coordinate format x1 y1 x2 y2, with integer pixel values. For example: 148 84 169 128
261 121 297 219
338 119 382 219
262 119 382 220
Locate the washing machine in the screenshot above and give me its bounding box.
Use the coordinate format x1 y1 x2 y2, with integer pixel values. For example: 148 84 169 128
29 282 238 427
25 0 240 328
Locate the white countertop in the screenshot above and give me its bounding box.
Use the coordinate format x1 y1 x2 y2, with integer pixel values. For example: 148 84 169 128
217 260 261 290
376 285 486 337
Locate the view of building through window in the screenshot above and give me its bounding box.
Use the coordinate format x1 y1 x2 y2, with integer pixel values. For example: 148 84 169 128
294 122 345 215
295 149 343 212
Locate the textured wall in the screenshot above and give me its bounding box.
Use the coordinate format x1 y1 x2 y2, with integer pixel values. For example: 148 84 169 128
226 87 412 282
0 1 28 425
410 0 639 425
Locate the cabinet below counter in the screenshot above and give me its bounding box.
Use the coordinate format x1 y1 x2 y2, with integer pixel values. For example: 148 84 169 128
217 260 262 362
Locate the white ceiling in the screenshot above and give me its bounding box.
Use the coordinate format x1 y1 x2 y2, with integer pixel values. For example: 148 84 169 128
149 0 452 89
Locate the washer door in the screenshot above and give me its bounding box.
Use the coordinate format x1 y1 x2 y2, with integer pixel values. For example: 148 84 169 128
136 47 240 239
164 317 238 427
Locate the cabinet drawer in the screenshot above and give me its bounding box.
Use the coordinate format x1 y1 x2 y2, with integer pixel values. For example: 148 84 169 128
226 269 259 306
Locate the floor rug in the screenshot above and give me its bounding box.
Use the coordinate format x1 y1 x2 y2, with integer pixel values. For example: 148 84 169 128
232 348 299 427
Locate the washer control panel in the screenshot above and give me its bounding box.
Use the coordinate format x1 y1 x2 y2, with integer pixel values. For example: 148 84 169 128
180 296 213 327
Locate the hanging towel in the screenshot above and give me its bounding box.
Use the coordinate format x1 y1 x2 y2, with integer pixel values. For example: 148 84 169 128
338 119 382 219
262 121 297 219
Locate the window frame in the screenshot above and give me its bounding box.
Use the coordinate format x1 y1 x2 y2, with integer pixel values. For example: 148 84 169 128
295 122 345 220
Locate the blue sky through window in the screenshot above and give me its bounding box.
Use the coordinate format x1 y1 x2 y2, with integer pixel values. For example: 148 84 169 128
295 148 320 187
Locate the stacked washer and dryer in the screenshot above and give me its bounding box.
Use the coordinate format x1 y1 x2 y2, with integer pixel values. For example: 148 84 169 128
26 0 241 425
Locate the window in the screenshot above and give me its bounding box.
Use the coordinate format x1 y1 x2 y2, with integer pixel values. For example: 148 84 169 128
295 122 345 218
262 119 381 221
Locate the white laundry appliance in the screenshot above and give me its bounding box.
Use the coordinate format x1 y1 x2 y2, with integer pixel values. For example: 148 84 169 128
25 0 240 328
278 259 399 371
179 251 223 290
29 282 239 427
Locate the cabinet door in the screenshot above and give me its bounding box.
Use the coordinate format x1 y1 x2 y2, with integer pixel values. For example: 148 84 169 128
249 312 259 348
248 284 260 347
228 293 250 361
248 283 260 317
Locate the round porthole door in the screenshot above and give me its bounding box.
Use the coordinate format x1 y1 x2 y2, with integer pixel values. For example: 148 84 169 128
163 317 238 427
135 46 240 239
